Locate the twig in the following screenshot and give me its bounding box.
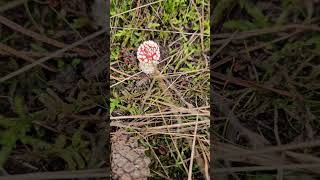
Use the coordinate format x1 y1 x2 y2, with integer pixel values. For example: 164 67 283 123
146 120 209 132
111 113 209 120
188 115 199 180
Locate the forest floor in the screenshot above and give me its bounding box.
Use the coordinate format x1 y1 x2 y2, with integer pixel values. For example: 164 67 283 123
0 0 211 179
213 0 320 179
110 0 210 179
0 0 108 178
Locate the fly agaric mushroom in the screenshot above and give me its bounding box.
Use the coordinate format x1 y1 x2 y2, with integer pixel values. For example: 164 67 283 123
137 40 160 74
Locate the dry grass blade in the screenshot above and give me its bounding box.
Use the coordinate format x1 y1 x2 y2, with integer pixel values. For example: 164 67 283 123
0 169 107 180
0 27 107 83
212 31 237 60
156 104 189 174
188 115 199 180
146 120 209 131
110 71 142 88
0 15 93 56
285 151 320 163
213 24 320 40
110 0 166 18
215 140 320 160
214 163 320 173
213 141 294 167
0 50 86 58
111 27 209 36
111 113 209 120
136 132 170 178
239 30 302 53
49 6 99 58
212 92 270 148
213 72 294 97
0 43 57 72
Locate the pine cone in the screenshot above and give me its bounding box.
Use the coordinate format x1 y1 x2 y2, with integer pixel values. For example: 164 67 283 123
111 130 151 180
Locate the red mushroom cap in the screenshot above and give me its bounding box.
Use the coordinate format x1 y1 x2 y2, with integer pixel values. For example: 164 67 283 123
137 40 160 64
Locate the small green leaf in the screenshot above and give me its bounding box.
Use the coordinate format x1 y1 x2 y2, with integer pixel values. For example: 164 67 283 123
71 17 90 29
30 43 48 53
0 145 13 166
148 23 160 29
239 0 268 27
223 20 257 31
47 30 55 36
306 35 320 49
171 18 181 25
0 130 17 166
71 149 85 169
20 136 51 151
213 0 236 26
14 96 27 119
57 60 65 70
59 150 77 170
55 135 66 149
72 131 81 148
71 58 81 66
110 97 120 113
114 30 127 37
0 116 14 128
204 20 210 34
